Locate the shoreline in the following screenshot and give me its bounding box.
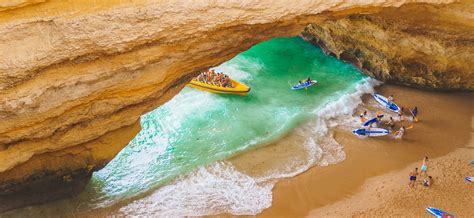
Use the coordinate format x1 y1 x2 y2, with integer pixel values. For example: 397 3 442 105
256 84 473 217
3 83 471 217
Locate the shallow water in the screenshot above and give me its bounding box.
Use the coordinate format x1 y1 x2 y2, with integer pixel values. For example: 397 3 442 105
5 37 373 216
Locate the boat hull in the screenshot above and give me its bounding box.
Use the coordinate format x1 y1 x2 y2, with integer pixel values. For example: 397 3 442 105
187 79 251 96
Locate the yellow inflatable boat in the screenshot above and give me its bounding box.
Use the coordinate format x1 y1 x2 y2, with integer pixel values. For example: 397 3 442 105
187 79 251 96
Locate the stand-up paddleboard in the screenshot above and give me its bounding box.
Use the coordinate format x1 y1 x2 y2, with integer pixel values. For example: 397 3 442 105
352 128 390 137
292 80 317 90
466 177 473 183
373 94 400 113
426 207 455 218
362 115 384 127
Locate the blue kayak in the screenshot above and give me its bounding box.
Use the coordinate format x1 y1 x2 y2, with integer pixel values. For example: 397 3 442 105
292 80 317 90
466 177 473 183
373 93 400 113
471 161 474 165
426 207 455 218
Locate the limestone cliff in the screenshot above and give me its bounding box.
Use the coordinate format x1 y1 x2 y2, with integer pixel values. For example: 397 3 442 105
302 2 474 90
0 0 457 211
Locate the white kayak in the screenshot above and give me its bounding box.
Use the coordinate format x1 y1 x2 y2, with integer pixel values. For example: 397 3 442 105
373 93 400 113
352 128 390 137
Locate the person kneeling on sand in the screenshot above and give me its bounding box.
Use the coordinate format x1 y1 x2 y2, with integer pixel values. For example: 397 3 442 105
423 176 432 187
409 168 418 189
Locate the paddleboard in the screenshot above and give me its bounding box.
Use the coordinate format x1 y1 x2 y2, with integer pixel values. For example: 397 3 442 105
466 177 473 183
426 207 455 218
373 94 400 113
292 80 317 90
352 128 390 137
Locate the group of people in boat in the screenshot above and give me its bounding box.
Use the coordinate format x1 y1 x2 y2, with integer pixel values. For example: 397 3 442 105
359 95 419 139
195 69 232 88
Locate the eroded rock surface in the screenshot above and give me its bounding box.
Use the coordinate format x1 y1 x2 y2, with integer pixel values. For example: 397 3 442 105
302 2 474 90
0 0 459 211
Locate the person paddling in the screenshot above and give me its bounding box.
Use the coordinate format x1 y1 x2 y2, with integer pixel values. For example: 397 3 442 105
411 106 418 122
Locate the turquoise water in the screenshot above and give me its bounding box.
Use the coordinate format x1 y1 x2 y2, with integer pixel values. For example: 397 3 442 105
5 37 369 215
81 37 367 208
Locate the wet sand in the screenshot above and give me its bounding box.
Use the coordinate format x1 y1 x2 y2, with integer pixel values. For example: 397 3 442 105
252 84 473 217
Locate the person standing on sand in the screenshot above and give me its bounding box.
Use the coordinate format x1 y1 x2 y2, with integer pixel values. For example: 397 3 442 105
409 168 418 189
387 95 394 104
420 156 428 176
359 110 368 123
398 106 404 121
386 117 395 130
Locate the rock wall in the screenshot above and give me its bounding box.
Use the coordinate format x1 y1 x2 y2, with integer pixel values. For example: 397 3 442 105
0 0 457 211
302 1 474 90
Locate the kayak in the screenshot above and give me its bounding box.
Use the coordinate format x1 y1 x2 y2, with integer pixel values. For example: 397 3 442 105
426 207 455 218
471 161 474 165
362 115 384 127
466 177 473 183
373 93 400 113
187 79 251 96
292 80 317 90
352 128 390 137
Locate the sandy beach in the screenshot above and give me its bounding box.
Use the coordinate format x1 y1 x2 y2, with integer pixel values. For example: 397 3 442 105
249 84 474 217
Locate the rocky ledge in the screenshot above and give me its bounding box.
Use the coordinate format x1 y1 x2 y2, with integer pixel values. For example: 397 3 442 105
0 0 463 212
302 2 474 90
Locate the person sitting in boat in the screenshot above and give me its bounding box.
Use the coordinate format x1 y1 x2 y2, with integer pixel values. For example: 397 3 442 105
210 70 216 82
214 73 224 86
306 77 311 85
221 75 231 88
204 70 211 83
197 72 204 82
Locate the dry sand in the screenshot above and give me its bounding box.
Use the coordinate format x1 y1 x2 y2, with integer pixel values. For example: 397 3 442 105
250 84 474 217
